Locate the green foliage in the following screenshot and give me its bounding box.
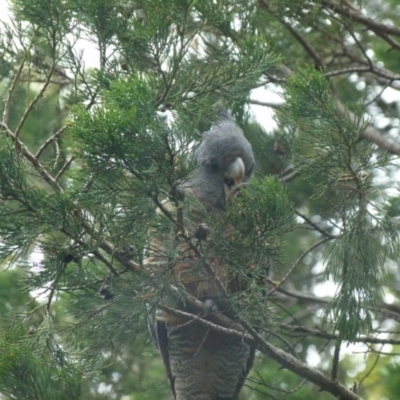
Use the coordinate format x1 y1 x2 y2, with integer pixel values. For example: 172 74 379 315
0 322 82 400
284 67 373 190
280 67 398 341
1 0 400 398
70 75 189 189
227 176 294 248
380 360 400 398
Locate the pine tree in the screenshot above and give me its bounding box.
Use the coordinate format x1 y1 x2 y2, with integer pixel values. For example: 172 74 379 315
0 0 400 399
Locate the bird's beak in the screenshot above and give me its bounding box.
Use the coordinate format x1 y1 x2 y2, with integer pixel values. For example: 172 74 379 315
224 157 245 200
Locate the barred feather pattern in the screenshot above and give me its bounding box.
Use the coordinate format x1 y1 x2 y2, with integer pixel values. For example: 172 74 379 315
167 320 251 400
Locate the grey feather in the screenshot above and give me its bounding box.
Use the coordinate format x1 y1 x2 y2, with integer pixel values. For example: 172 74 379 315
189 109 256 210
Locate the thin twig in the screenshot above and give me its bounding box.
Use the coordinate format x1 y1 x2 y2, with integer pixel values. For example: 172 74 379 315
91 250 121 276
36 123 71 159
2 58 25 124
15 62 56 139
58 272 119 291
358 345 383 389
0 121 62 191
295 210 336 239
158 304 253 340
247 99 283 109
267 237 332 296
324 66 372 77
243 384 279 399
364 81 393 107
55 156 75 181
46 263 67 312
248 371 307 394
280 323 400 345
280 18 325 68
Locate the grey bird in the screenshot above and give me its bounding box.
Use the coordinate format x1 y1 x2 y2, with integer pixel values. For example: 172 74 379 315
149 107 256 400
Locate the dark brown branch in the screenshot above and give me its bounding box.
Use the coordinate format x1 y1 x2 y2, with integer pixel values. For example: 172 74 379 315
329 10 400 80
331 339 341 380
91 250 121 277
247 99 283 109
78 221 142 273
322 0 400 38
371 29 400 52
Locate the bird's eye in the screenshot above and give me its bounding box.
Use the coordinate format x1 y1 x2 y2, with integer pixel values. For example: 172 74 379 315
208 161 219 172
224 178 235 189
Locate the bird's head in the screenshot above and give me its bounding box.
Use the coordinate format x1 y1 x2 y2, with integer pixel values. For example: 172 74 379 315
191 110 256 210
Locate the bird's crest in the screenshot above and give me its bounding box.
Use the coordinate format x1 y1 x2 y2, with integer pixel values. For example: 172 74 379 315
213 100 234 122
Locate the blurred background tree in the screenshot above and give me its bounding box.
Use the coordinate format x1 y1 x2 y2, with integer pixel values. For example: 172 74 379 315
0 0 400 399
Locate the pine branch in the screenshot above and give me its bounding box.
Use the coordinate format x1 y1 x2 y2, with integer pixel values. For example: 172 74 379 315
262 1 325 70
35 124 71 159
324 66 372 77
335 100 400 155
247 99 283 109
254 3 400 156
295 210 336 239
2 58 25 124
322 0 400 38
14 62 56 140
276 64 400 156
55 156 74 181
0 122 62 191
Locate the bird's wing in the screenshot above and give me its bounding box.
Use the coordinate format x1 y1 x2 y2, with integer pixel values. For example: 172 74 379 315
231 344 256 399
147 314 176 398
